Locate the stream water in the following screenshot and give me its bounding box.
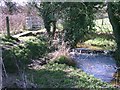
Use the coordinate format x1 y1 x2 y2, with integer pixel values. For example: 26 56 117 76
70 48 118 83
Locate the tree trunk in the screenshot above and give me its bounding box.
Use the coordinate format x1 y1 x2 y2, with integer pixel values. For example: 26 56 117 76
6 16 11 37
108 3 120 62
52 21 56 38
44 20 51 37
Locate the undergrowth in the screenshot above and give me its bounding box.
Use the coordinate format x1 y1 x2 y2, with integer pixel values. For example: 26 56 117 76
2 35 114 88
84 37 116 50
2 36 49 73
28 63 113 88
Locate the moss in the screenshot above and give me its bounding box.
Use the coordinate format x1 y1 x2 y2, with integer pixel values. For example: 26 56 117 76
54 55 76 67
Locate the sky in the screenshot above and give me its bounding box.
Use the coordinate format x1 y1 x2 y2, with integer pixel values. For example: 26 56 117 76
0 0 28 6
12 0 28 5
0 0 41 6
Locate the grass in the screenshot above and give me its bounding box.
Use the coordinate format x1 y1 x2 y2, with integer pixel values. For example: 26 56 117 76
78 18 117 50
2 36 49 73
94 18 113 34
84 37 116 50
2 18 117 88
54 55 76 67
28 63 112 88
2 35 114 88
18 36 37 42
48 41 76 67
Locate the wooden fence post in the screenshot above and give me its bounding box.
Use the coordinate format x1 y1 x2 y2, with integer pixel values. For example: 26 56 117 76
6 16 10 37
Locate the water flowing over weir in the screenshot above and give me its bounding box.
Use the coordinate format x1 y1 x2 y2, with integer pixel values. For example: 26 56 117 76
69 48 117 82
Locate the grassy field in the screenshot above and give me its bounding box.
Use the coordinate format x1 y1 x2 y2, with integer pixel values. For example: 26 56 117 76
94 18 113 34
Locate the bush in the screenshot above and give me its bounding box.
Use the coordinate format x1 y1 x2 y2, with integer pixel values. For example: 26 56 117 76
54 55 76 67
63 3 95 48
2 49 18 73
25 39 48 59
48 41 76 67
2 36 49 73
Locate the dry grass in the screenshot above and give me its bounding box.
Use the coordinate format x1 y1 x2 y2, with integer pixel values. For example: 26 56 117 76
50 41 70 60
77 43 103 50
48 41 76 67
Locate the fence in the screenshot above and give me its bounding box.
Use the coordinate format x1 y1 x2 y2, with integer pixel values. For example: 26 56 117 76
0 13 44 35
0 13 26 35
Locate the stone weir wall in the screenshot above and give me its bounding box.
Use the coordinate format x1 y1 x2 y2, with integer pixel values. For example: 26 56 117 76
69 48 114 56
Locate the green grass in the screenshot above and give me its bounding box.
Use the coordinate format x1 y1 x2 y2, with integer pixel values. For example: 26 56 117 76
53 55 76 67
2 18 116 88
83 18 116 50
28 63 112 88
2 35 113 88
94 18 113 34
2 36 49 73
18 36 37 42
85 37 116 50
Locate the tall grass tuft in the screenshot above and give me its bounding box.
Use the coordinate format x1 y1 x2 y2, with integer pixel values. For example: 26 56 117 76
49 41 76 67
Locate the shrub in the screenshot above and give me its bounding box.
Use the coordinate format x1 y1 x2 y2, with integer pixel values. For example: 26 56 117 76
2 36 49 73
55 55 76 67
63 3 96 48
25 39 48 59
49 41 76 67
2 49 18 73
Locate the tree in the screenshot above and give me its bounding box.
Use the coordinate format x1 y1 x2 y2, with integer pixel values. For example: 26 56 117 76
108 2 120 61
34 2 102 47
35 2 62 38
3 0 18 15
63 2 99 48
